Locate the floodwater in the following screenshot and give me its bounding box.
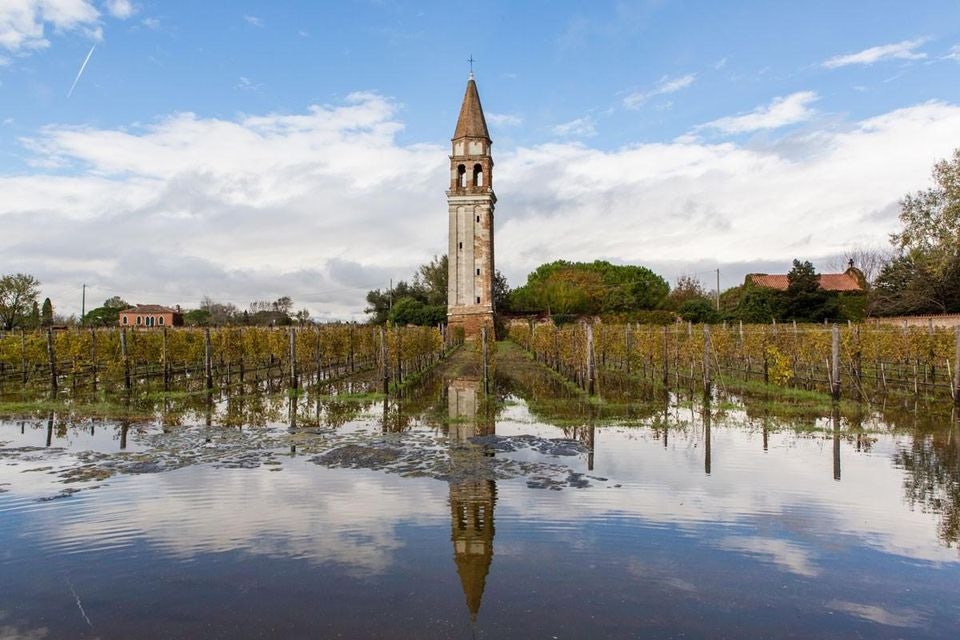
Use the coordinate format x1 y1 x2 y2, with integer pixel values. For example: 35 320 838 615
1 349 959 639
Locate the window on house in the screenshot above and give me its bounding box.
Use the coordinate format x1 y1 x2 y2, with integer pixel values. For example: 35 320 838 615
122 316 128 325
159 316 164 326
136 316 142 325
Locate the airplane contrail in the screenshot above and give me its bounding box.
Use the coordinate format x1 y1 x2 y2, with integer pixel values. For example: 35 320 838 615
67 45 96 98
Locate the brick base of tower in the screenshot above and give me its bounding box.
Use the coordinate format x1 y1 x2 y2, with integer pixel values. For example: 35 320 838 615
448 309 494 340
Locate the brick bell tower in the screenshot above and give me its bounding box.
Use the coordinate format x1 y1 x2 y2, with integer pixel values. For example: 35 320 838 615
447 72 495 339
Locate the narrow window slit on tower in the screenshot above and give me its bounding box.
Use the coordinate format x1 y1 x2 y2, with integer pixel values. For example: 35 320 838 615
476 215 480 223
459 242 463 250
476 268 480 275
476 297 481 304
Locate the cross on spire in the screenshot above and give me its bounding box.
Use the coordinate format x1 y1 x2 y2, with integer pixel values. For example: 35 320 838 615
467 54 475 79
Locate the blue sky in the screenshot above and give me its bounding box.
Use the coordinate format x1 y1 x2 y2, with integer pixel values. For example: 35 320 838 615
2 0 960 317
4 1 959 159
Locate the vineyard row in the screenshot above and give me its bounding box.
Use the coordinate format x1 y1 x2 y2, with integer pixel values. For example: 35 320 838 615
0 325 451 394
508 321 960 403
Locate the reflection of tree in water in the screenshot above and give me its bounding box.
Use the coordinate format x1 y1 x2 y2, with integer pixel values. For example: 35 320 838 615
895 424 960 548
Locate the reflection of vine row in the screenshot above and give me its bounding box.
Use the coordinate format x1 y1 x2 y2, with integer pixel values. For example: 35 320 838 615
0 325 448 394
509 321 960 402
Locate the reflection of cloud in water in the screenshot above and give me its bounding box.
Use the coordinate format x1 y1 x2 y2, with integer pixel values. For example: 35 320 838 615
828 600 926 628
0 610 48 640
493 418 960 565
45 463 447 576
714 536 820 577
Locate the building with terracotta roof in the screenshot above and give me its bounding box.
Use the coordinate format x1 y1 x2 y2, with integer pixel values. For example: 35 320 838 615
746 260 867 293
118 304 183 328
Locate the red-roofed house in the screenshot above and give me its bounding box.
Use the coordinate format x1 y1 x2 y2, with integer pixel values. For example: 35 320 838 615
118 305 183 328
746 261 867 293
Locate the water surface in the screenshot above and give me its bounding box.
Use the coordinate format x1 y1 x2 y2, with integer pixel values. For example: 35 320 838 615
1 358 959 639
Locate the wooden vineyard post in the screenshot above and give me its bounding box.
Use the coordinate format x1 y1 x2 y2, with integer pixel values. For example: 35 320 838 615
396 329 403 387
162 327 170 391
624 325 631 374
662 325 669 388
349 324 355 373
585 324 596 396
120 327 131 392
831 324 841 401
90 328 98 391
832 407 841 481
481 326 490 394
204 328 213 391
703 325 712 399
315 328 322 384
288 326 298 390
20 329 27 383
46 328 57 391
380 326 389 395
954 326 960 406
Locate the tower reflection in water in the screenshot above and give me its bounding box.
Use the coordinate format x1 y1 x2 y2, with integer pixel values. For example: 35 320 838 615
446 376 496 622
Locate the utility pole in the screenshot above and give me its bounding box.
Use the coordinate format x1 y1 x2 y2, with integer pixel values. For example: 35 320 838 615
81 283 86 325
715 269 720 312
389 278 393 311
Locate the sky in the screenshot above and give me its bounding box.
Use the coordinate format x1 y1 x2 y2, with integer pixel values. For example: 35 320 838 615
1 0 960 320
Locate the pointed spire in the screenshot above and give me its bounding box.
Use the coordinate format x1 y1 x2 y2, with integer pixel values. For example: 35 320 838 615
452 76 490 142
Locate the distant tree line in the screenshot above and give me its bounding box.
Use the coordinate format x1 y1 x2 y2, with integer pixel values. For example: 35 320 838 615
81 295 312 327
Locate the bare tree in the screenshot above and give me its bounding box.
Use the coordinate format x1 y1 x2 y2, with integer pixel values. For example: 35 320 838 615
825 245 893 285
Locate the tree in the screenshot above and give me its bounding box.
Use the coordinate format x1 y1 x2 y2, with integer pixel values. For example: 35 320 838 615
388 297 446 326
827 245 892 286
83 297 129 327
41 298 53 327
783 259 838 322
666 275 710 310
508 260 669 317
870 254 960 316
492 270 510 312
735 286 785 323
891 148 960 279
414 255 448 306
678 298 720 323
0 273 41 330
200 296 240 325
183 309 212 326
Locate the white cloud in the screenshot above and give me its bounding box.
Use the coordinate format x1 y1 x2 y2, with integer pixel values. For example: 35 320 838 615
243 15 263 28
552 116 596 137
140 16 159 30
235 76 261 92
0 0 101 52
945 44 960 62
624 73 696 109
823 38 928 68
104 0 134 19
487 113 523 127
700 91 818 134
3 95 960 318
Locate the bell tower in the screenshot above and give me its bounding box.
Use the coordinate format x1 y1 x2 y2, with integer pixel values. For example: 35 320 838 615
447 72 495 339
